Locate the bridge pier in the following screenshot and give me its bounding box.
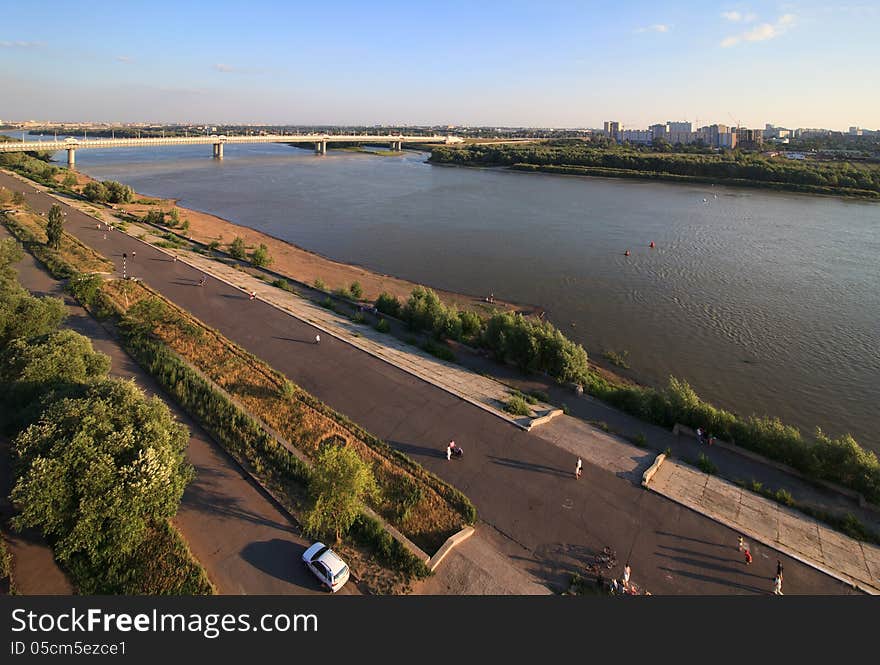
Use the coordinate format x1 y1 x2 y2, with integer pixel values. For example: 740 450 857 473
212 143 224 160
67 148 75 168
315 140 327 155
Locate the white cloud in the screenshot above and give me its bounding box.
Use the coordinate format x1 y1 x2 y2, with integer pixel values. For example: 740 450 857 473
721 10 757 22
635 24 670 33
720 14 795 47
213 63 236 73
115 55 133 63
0 40 42 48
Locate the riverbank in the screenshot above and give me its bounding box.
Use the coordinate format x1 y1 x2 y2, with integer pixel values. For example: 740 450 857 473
117 192 540 319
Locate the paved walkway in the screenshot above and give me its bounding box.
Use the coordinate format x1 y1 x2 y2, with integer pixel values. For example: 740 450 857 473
150 241 560 431
647 459 879 594
2 170 862 595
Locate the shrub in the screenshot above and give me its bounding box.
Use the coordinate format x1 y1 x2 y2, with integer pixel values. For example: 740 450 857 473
207 240 221 252
528 390 550 403
696 453 718 475
375 318 390 333
351 312 366 324
250 243 272 268
82 181 108 203
634 432 648 447
313 278 327 291
421 339 455 362
505 394 531 416
349 281 363 300
272 278 292 292
375 292 401 318
229 236 247 260
142 210 165 226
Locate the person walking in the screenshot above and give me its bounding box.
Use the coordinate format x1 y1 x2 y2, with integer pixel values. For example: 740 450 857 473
131 250 136 260
198 274 207 287
708 434 715 446
446 441 455 461
173 255 178 263
622 562 632 590
575 458 583 479
249 290 256 300
315 334 321 345
738 535 746 552
772 574 784 595
744 547 753 565
776 559 784 580
696 427 704 444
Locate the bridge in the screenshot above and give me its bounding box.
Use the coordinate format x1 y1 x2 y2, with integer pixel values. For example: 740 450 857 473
0 134 462 167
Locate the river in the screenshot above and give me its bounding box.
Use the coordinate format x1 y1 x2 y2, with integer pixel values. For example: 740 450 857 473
10 135 880 451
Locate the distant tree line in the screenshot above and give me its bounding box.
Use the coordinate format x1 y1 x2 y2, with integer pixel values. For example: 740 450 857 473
430 142 880 196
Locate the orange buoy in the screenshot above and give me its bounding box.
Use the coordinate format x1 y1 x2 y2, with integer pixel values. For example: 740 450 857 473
649 241 655 248
624 250 631 257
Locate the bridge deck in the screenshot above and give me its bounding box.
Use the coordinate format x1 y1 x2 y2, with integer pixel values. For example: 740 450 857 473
0 134 456 152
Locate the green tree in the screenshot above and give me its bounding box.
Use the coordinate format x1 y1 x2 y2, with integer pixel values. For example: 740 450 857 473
46 204 64 250
11 379 193 567
142 210 165 225
229 236 247 260
305 444 377 542
82 181 108 203
12 190 25 206
249 243 272 268
103 181 134 204
167 208 180 227
62 171 77 188
349 281 363 299
0 329 110 429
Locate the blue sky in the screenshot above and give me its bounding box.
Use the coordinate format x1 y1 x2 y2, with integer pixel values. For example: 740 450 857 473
1 0 877 129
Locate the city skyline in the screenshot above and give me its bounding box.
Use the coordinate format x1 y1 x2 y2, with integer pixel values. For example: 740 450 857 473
1 1 878 131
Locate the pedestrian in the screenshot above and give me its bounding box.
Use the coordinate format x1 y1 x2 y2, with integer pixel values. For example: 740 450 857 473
131 250 136 260
173 255 178 263
103 233 107 240
575 457 583 479
738 535 746 552
744 547 752 565
123 252 127 260
249 290 256 300
696 427 704 444
776 559 784 579
708 434 715 446
622 562 631 589
198 274 206 287
315 334 320 345
446 442 452 461
772 574 784 595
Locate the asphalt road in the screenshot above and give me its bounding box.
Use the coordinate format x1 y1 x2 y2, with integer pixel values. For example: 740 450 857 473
0 216 358 595
2 171 858 595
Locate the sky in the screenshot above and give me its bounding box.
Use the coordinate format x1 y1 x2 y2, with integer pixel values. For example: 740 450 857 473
1 0 878 130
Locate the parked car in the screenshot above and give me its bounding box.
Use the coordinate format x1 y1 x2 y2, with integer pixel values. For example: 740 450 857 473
302 542 350 592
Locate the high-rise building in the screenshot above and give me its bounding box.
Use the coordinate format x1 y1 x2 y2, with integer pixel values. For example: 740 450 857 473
667 121 692 133
735 127 763 147
603 121 621 140
849 126 863 136
649 123 669 140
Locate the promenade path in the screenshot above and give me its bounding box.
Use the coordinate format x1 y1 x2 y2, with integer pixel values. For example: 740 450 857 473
0 221 359 595
646 459 880 594
2 170 861 595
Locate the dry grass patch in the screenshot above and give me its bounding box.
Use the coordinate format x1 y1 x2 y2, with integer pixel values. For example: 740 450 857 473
101 280 471 554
